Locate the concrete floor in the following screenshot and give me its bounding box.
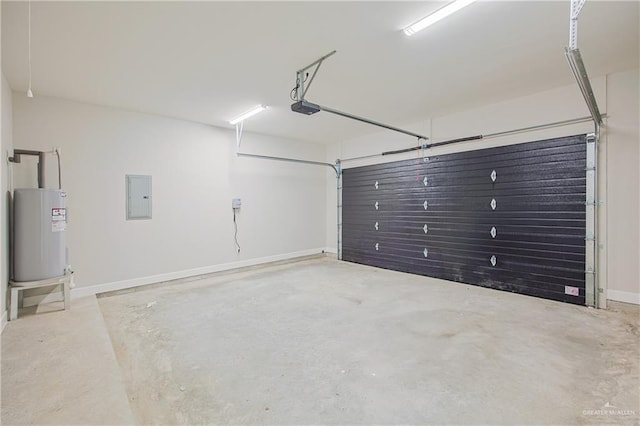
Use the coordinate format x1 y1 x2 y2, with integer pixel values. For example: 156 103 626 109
1 296 135 425
2 256 639 424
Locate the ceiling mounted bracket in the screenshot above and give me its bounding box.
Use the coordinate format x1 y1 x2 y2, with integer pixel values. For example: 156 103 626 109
235 121 244 150
294 50 337 102
569 0 587 51
565 0 603 126
290 51 428 141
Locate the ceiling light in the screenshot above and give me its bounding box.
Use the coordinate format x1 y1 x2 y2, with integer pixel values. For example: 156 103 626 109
228 105 268 125
403 0 477 36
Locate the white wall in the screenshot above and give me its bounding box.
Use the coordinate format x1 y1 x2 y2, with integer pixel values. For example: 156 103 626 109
1 0 13 322
12 95 327 295
329 69 639 306
1 71 13 326
605 69 640 304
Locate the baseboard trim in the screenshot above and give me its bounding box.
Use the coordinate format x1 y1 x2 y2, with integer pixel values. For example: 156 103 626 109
71 248 328 299
607 289 640 305
1 310 7 333
324 247 337 255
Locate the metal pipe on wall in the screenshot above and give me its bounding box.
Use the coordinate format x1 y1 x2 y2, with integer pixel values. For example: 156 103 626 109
381 135 483 156
8 149 46 188
595 123 601 307
584 130 598 307
483 116 599 140
341 115 602 162
236 152 339 176
37 152 45 189
336 160 342 260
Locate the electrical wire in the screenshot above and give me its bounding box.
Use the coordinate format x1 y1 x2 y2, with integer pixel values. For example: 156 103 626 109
27 0 32 97
233 209 241 254
290 72 309 100
289 86 298 101
55 149 62 189
8 155 14 192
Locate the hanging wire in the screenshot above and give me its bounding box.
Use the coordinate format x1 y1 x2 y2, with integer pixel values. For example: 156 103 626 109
27 0 33 97
233 209 241 254
290 72 309 100
55 149 62 189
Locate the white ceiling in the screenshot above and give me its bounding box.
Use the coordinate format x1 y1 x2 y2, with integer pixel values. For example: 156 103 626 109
2 1 638 144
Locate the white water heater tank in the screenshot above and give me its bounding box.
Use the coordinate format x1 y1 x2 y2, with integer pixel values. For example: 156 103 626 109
13 188 67 282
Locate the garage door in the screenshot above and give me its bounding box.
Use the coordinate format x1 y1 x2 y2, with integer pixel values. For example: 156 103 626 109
342 134 587 305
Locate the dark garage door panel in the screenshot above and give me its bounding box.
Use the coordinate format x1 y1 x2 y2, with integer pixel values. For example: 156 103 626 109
342 134 587 305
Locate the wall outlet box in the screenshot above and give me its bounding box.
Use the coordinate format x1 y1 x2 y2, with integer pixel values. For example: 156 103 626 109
232 198 241 209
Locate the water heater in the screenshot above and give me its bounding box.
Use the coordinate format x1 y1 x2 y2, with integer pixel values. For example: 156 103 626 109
13 188 67 282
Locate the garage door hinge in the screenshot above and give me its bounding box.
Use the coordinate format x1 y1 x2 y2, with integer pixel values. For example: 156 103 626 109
584 233 596 241
585 199 603 206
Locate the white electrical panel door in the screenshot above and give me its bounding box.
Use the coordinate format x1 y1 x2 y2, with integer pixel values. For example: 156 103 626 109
126 175 152 220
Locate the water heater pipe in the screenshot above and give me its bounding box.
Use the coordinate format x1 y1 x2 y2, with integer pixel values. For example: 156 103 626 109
8 149 46 188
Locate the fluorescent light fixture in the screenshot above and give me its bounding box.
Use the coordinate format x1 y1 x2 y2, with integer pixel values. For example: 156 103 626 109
403 0 477 36
228 104 268 125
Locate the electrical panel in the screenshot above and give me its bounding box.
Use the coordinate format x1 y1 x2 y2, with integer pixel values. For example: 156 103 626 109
126 175 152 220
